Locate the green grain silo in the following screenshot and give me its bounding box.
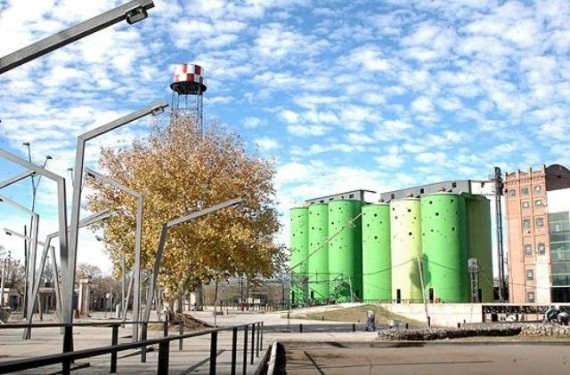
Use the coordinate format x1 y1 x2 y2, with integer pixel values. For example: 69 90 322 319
362 203 391 302
463 193 494 302
290 207 309 306
308 204 329 303
328 200 363 302
420 193 468 303
390 198 423 302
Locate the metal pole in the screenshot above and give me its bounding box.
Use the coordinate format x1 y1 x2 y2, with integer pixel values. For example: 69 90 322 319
242 325 248 375
141 198 242 335
84 167 144 341
231 327 238 375
0 0 156 74
494 167 506 302
158 340 170 375
0 254 7 308
24 235 54 339
209 331 218 375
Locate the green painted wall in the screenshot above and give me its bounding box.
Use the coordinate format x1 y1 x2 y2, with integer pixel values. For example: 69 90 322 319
390 199 423 302
362 204 391 301
308 204 329 303
328 200 363 302
421 193 468 302
463 193 494 302
290 207 309 305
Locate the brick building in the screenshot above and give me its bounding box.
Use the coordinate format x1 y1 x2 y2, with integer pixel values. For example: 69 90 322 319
505 164 570 303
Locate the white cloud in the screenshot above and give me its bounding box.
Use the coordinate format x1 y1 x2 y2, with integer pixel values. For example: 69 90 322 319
243 117 265 128
254 137 280 151
411 96 434 113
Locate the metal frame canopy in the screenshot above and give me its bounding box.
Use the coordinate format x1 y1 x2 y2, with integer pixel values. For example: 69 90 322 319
0 0 156 75
67 100 167 349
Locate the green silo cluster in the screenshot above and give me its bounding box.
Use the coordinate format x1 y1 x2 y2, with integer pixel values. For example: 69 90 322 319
289 192 494 305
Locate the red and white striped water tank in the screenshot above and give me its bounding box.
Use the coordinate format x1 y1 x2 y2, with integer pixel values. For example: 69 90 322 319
170 64 207 95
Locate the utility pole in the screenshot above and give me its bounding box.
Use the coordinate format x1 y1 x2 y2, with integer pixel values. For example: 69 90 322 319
494 167 506 302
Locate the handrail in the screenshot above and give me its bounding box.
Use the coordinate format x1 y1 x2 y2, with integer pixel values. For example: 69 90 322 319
0 320 166 329
0 321 263 375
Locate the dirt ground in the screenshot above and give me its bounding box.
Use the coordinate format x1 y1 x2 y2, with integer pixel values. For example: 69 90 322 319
284 342 570 375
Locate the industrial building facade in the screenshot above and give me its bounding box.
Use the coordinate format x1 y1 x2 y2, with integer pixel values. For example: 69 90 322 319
505 164 570 303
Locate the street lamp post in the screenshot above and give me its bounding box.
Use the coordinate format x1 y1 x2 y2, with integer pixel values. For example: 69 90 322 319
141 198 242 340
0 0 156 74
84 167 144 342
21 142 52 320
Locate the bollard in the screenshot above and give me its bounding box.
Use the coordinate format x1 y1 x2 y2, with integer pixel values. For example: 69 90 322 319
299 324 303 333
405 323 409 329
352 323 356 332
457 322 461 328
427 316 431 327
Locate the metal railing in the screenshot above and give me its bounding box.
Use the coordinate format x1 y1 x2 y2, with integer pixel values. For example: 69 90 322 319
0 320 263 375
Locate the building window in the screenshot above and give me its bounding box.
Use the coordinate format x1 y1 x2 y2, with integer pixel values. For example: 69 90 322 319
535 199 543 207
536 217 544 228
521 187 529 195
525 244 533 256
535 185 542 193
523 218 531 230
538 243 545 255
526 269 534 280
509 189 516 197
522 201 530 209
526 291 535 303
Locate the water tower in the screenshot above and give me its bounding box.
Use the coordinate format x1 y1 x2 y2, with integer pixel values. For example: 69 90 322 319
170 64 207 134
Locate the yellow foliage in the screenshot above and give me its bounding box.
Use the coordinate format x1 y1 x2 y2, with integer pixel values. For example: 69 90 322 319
86 115 284 298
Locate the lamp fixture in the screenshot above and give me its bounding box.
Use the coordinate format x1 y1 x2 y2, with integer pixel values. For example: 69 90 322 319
125 6 148 24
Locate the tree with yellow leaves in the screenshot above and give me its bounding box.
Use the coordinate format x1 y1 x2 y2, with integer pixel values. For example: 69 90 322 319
86 115 284 308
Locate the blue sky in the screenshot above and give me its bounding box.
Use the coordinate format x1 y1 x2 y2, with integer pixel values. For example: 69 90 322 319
1 0 569 273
